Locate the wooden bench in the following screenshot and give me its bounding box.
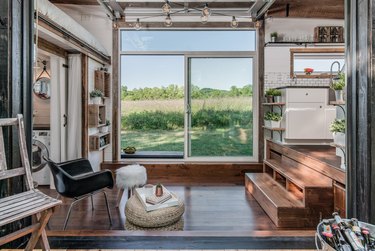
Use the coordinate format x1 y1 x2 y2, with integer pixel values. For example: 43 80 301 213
0 115 61 250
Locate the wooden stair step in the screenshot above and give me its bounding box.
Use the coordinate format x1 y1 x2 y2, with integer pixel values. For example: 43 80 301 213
264 159 332 189
245 173 308 228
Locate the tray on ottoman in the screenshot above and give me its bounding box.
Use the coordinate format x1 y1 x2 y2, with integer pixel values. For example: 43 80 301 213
125 193 185 229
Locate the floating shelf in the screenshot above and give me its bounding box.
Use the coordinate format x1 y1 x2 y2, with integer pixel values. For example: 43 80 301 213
95 70 111 98
263 102 286 106
90 132 110 151
330 142 345 149
265 42 345 47
88 104 106 128
263 126 285 131
330 101 345 105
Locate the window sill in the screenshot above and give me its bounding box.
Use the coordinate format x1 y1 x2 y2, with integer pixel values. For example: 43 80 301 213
121 151 184 159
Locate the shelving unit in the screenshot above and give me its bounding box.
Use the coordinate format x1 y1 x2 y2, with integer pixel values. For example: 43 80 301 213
330 101 346 115
262 102 285 110
89 132 111 151
88 104 106 127
95 70 111 98
262 126 285 141
263 102 285 141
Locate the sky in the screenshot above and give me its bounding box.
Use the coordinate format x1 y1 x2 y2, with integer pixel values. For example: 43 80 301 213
120 30 255 91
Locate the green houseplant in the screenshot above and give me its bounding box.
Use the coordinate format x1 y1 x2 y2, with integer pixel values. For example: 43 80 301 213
264 111 282 128
330 119 345 146
90 89 104 104
331 72 345 102
265 89 275 103
270 32 278 42
273 89 282 103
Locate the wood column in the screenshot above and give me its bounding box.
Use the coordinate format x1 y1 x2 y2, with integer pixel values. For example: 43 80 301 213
112 28 119 161
0 0 34 247
345 0 375 223
258 19 265 162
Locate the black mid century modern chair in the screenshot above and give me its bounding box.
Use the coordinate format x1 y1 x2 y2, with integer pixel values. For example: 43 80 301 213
44 157 114 230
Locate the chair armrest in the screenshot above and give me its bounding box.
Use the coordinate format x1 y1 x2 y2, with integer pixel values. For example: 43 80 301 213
58 158 94 177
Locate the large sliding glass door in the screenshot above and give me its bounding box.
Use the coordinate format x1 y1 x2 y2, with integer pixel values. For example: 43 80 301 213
187 57 254 158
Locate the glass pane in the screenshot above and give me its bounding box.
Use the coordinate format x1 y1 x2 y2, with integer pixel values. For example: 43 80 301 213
294 54 345 74
188 58 253 157
121 55 185 155
121 30 256 52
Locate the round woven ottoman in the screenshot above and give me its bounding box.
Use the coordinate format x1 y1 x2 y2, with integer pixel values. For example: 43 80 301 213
125 194 185 230
125 218 184 231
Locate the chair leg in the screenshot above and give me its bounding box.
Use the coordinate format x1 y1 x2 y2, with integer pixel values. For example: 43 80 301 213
24 208 53 251
63 199 80 230
116 188 125 208
103 191 113 226
90 194 94 211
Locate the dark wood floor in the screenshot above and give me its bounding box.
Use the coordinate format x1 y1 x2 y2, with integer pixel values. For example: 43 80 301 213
40 185 277 231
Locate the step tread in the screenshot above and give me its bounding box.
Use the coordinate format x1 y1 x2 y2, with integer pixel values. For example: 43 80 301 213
246 173 304 208
264 159 332 189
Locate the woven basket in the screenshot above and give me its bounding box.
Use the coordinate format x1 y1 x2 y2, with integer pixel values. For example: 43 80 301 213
125 217 184 231
125 193 185 228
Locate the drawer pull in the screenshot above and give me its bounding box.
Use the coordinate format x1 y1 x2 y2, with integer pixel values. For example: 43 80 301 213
306 93 309 96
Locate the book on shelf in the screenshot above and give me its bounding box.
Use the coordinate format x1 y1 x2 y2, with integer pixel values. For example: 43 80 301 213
135 185 179 212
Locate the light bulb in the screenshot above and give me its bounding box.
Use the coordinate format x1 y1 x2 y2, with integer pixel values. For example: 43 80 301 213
201 14 208 24
134 18 141 30
162 1 171 14
231 16 238 28
202 3 211 17
165 14 173 27
113 21 119 29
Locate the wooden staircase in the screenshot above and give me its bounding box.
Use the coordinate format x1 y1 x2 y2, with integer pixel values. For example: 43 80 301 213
245 140 335 228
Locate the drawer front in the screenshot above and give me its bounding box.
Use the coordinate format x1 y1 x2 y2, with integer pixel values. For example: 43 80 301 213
287 89 327 103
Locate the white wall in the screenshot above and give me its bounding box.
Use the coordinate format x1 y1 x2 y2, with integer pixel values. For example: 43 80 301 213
264 18 345 89
57 4 114 163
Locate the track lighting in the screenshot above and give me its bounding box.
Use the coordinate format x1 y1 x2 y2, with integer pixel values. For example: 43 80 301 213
202 3 211 17
162 1 171 14
200 14 208 24
134 18 141 30
165 14 173 27
231 16 238 28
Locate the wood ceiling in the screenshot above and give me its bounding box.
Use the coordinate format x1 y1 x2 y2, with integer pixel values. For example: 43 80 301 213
49 0 345 19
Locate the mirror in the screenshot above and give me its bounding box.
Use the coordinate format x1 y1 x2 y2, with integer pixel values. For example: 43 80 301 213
290 48 345 78
33 76 51 99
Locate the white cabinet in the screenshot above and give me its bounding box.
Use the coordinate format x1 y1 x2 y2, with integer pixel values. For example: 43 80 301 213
281 88 334 143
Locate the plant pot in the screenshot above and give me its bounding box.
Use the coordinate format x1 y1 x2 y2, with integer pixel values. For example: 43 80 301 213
274 96 282 103
270 120 281 128
264 120 271 127
266 95 274 103
271 36 276 42
92 97 102 105
333 132 345 146
100 126 109 133
335 90 344 102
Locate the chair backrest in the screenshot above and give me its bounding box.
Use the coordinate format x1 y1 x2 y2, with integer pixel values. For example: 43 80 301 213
0 114 34 190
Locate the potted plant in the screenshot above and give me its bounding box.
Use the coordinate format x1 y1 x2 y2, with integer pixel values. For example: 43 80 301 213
304 68 314 75
269 112 282 128
264 111 273 127
330 119 345 146
331 72 345 102
100 119 110 133
90 89 104 104
273 89 282 103
270 32 278 42
265 89 275 103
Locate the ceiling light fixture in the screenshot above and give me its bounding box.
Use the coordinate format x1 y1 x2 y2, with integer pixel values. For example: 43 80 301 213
202 3 211 17
134 18 141 30
200 14 209 24
231 16 238 28
165 14 173 27
162 0 171 14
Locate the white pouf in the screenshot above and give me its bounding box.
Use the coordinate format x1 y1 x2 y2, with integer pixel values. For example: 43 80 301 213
115 164 147 207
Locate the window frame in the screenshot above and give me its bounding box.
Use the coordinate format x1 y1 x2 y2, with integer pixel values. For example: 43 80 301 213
119 29 259 163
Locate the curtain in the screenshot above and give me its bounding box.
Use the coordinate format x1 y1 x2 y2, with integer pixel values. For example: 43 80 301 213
66 54 82 160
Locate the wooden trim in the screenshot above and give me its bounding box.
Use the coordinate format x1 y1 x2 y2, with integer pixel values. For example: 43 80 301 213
81 54 89 158
101 162 263 185
112 28 119 161
37 37 68 58
290 47 345 78
258 20 265 162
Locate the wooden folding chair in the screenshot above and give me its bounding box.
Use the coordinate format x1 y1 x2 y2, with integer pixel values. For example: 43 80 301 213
0 114 61 250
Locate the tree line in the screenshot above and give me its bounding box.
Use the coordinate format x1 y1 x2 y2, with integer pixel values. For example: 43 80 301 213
121 84 253 101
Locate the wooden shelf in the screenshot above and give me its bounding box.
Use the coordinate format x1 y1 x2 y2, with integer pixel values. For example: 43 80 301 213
89 132 110 151
263 126 285 131
330 142 345 149
330 101 345 105
95 70 111 98
263 102 286 106
88 104 106 128
265 42 345 47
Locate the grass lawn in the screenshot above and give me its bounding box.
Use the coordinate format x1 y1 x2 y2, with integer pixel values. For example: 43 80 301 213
121 127 253 157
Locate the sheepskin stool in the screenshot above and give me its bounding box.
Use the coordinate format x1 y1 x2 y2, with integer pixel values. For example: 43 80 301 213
116 164 147 208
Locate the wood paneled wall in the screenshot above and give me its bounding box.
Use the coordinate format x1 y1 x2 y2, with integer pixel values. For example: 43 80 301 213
101 162 262 185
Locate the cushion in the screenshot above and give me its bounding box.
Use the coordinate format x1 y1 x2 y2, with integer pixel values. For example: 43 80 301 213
116 164 147 189
125 194 185 228
125 218 184 231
